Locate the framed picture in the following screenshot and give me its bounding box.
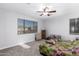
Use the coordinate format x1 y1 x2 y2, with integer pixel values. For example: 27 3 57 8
70 18 79 34
17 18 38 34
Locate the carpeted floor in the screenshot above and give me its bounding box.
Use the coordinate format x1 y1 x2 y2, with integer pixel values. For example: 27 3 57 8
0 40 45 56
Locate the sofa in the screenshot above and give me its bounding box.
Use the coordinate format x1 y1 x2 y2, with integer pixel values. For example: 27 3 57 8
39 39 79 56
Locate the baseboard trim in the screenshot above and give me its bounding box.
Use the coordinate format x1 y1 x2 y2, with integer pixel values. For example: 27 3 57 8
0 43 19 50
0 40 34 50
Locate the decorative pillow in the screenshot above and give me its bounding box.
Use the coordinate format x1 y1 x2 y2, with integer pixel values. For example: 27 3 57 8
45 39 56 45
39 43 54 56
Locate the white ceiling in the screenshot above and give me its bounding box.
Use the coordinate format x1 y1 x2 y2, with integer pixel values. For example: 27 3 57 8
0 3 79 19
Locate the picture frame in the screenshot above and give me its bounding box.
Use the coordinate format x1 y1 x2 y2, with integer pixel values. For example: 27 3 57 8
70 18 79 34
17 18 38 34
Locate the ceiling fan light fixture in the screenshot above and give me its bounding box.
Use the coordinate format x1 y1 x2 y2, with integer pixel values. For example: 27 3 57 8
37 6 56 16
43 12 48 15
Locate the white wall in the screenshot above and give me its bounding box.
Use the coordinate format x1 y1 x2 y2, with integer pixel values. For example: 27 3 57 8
1 4 79 49
43 5 79 41
0 9 43 50
0 10 7 49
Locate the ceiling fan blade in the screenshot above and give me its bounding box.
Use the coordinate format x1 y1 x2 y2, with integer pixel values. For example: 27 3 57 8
47 10 56 13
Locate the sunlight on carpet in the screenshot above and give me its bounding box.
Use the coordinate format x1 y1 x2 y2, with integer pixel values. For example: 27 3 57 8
19 43 31 49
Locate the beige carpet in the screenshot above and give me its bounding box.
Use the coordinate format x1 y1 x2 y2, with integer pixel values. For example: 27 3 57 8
0 40 45 56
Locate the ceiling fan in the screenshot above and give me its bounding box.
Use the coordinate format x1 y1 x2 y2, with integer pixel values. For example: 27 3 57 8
37 6 56 16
